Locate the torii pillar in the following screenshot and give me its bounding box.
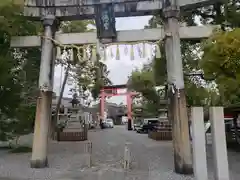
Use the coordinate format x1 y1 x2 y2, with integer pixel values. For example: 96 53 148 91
163 0 193 174
126 92 135 130
30 15 58 168
100 89 106 123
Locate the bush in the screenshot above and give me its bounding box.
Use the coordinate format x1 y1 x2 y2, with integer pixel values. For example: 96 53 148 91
9 146 32 153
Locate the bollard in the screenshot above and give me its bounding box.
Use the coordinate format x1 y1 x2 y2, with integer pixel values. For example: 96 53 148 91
123 143 131 170
84 141 92 167
210 107 229 180
191 107 208 180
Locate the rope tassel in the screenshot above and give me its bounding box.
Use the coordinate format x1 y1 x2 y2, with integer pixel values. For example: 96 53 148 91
116 45 120 60
83 46 87 61
69 48 74 62
103 47 107 61
56 46 62 60
137 45 142 58
76 48 81 62
91 46 97 62
110 48 114 58
155 44 161 58
142 43 146 58
130 45 134 60
124 45 128 55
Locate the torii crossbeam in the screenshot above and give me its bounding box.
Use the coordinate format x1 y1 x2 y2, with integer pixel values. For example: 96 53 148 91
10 25 216 48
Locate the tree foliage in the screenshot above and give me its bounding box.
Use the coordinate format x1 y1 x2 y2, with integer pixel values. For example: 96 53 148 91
186 0 240 107
61 20 95 33
0 3 101 141
0 0 41 142
91 61 112 100
128 64 166 116
184 1 240 28
128 4 233 114
201 28 240 106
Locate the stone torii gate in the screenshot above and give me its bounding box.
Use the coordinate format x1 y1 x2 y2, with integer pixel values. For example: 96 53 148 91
11 0 220 174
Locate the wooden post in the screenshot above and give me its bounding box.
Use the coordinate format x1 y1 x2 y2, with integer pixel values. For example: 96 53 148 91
209 107 229 180
163 0 193 174
191 107 208 180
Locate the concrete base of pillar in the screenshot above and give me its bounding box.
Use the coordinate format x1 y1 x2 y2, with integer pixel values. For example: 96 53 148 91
99 119 104 129
127 119 132 131
30 158 48 168
174 159 193 175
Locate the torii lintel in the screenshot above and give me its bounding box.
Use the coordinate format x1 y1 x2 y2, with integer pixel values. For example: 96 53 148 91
23 0 220 20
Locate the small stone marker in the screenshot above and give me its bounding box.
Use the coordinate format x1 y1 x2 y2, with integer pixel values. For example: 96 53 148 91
210 107 230 180
84 141 92 167
191 107 208 180
124 142 131 170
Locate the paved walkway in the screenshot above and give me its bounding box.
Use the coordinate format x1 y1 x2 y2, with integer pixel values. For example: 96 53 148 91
0 125 240 179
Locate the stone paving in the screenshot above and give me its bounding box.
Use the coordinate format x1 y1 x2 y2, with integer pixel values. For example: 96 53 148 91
0 125 240 179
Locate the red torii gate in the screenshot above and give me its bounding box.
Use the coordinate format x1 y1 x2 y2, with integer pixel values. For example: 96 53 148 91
99 84 138 130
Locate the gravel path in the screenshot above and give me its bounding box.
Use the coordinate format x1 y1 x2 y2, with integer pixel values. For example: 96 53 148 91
0 125 240 180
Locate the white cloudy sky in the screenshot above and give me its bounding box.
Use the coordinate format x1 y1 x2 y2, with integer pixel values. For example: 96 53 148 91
53 16 153 105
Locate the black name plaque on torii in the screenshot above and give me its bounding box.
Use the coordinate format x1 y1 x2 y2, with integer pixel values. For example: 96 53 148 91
94 4 117 40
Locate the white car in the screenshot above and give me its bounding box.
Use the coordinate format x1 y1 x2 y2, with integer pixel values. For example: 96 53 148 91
106 118 114 128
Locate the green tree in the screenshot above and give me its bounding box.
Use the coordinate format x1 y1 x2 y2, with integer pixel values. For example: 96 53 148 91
185 1 240 28
128 43 210 108
91 61 112 100
182 0 240 106
201 28 240 106
137 7 224 107
128 65 166 115
0 0 41 142
61 20 95 33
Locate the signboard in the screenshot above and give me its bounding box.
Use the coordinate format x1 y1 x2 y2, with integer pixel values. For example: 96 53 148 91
95 4 117 40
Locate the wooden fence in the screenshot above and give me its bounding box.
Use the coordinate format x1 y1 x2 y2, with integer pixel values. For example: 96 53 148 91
148 120 172 141
148 129 172 141
55 126 88 141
